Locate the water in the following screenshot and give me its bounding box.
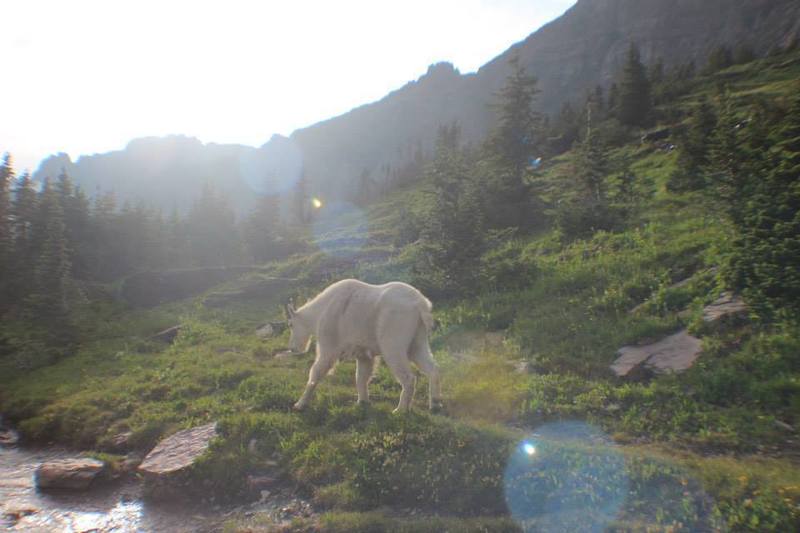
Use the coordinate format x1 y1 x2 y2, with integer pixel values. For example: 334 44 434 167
0 446 221 532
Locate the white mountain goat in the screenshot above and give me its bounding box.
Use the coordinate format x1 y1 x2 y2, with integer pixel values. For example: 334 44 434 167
286 279 441 413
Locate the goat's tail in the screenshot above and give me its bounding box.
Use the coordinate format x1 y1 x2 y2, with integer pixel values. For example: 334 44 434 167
418 297 434 333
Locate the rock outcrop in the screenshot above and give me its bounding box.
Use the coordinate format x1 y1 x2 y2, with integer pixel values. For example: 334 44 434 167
612 330 703 378
35 458 106 490
149 325 182 344
702 292 748 324
138 423 218 478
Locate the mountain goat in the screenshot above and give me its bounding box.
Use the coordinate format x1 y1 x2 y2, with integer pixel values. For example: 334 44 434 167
287 279 441 413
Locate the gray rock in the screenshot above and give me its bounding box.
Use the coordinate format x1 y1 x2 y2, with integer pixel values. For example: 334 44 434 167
255 323 274 338
612 330 703 377
35 458 106 490
150 325 182 344
138 423 218 477
703 292 748 323
0 428 20 447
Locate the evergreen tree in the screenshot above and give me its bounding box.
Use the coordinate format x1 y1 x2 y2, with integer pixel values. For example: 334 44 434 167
186 184 241 266
617 43 652 127
28 178 72 323
0 154 14 308
10 171 38 301
419 123 485 291
707 45 733 72
724 89 800 318
244 193 281 263
485 55 542 229
292 171 310 225
669 96 718 190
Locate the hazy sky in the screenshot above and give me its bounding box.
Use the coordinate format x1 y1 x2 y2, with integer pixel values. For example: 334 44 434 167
4 0 576 173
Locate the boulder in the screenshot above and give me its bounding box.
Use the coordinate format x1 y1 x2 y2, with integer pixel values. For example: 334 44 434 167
702 292 748 324
612 330 703 377
150 325 182 344
256 322 287 339
35 458 106 490
0 428 20 446
138 422 218 478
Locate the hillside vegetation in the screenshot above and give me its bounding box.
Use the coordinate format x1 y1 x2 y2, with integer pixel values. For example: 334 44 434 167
2 49 800 531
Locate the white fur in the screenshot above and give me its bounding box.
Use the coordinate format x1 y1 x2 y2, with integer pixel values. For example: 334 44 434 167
287 279 441 413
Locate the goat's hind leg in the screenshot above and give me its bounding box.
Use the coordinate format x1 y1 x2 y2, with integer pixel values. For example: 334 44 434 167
355 351 375 405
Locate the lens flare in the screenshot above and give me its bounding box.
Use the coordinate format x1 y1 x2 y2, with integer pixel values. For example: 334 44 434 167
504 421 628 533
523 443 536 456
312 197 323 209
311 200 368 258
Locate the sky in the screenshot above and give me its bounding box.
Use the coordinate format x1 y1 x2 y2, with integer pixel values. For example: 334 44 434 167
3 0 576 173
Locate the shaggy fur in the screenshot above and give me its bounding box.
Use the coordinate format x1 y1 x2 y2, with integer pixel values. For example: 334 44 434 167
287 279 441 412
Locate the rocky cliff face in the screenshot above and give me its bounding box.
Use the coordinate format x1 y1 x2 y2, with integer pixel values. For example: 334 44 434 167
36 0 800 211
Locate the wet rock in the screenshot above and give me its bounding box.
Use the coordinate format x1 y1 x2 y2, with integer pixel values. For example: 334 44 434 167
138 422 218 477
247 475 279 491
111 431 133 450
2 508 37 526
150 325 182 344
35 458 106 490
612 329 703 378
122 452 144 472
0 428 20 446
703 292 748 324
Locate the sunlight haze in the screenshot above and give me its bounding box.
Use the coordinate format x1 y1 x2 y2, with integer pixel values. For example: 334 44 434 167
4 0 576 173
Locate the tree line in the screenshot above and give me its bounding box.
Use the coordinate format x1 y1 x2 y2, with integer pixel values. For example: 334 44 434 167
0 162 309 325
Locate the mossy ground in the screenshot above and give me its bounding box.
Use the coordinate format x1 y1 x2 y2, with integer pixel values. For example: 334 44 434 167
3 52 800 532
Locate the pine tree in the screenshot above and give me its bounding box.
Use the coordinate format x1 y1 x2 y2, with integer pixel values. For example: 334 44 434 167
10 171 38 302
707 45 733 72
419 123 485 291
485 55 542 229
292 171 310 225
186 184 241 266
0 153 14 308
669 96 718 190
244 193 281 263
724 88 800 318
28 178 72 322
617 43 652 127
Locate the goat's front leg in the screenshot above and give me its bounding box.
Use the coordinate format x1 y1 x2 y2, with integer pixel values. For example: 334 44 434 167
294 354 335 410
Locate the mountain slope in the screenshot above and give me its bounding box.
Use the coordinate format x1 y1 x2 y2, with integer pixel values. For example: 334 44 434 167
35 0 800 211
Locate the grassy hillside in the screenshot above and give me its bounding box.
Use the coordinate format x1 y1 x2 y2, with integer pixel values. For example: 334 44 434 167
3 52 800 532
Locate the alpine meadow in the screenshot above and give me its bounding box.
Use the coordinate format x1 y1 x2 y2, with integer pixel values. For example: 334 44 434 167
2 1 800 532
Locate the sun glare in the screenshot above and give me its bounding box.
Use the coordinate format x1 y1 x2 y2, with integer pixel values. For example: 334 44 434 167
312 198 323 209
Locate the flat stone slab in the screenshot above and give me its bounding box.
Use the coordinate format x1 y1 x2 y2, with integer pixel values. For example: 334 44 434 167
35 458 105 490
138 423 218 477
150 325 182 344
612 330 702 377
703 292 747 323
